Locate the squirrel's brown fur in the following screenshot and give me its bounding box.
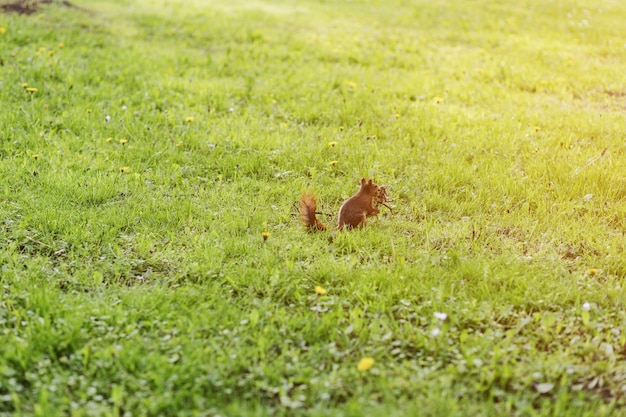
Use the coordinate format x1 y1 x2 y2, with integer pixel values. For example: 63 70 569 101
300 178 381 231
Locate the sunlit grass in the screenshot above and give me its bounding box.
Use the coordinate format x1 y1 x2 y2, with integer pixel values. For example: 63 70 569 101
1 0 626 415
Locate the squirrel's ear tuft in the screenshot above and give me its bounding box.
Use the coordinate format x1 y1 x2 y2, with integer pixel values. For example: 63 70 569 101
360 178 366 185
368 179 373 185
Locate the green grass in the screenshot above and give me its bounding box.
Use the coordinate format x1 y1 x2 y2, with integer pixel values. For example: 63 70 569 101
2 0 626 415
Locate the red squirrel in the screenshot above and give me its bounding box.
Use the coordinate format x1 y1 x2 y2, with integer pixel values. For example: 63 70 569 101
300 178 383 230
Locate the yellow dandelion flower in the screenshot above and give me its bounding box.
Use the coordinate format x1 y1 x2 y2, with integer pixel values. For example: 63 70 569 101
328 160 338 166
433 96 444 104
346 81 358 89
12 50 19 57
185 116 194 123
175 143 182 147
32 154 40 160
21 83 28 88
26 87 38 93
328 141 338 147
394 113 400 119
58 42 64 48
39 47 46 53
314 286 327 295
119 166 130 173
339 126 344 132
262 232 271 241
587 268 599 276
534 126 540 132
119 139 128 145
87 109 92 114
105 137 113 142
0 27 6 35
357 357 375 372
49 50 55 57
505 17 517 29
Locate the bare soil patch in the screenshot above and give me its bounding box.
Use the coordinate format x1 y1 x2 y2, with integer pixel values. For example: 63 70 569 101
1 0 82 15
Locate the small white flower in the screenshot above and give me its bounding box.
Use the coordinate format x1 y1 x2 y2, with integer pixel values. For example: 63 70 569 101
582 302 591 311
473 358 483 367
105 115 111 122
430 327 441 337
122 105 127 111
433 312 447 321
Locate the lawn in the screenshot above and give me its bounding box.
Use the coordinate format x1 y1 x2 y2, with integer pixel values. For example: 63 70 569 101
2 0 626 415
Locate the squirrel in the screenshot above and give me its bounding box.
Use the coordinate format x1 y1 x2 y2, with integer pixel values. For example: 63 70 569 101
300 178 388 230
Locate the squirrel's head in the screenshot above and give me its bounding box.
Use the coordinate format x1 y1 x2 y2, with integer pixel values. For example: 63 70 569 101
359 178 379 195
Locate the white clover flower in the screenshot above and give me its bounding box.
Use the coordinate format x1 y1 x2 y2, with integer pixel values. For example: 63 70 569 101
431 327 441 337
433 312 447 321
582 302 591 311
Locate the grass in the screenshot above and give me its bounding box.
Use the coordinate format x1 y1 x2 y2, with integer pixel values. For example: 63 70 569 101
2 0 626 415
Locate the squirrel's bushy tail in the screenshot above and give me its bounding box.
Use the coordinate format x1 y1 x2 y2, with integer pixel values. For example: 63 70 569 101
300 193 326 231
